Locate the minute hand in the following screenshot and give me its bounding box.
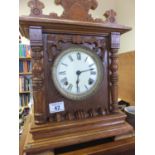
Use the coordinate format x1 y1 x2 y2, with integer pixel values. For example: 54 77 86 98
80 68 94 73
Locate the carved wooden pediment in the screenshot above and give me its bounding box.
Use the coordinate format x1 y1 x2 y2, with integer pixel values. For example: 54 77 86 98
53 0 98 21
27 0 117 23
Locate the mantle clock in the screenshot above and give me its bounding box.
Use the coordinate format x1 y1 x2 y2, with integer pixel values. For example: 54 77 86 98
20 0 133 154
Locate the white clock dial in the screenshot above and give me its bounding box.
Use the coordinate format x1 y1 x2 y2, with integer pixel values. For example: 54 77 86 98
52 46 103 100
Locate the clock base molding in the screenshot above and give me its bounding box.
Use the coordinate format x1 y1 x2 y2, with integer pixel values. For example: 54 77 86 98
23 111 133 154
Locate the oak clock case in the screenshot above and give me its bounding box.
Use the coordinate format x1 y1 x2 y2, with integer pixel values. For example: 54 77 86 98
19 0 133 154
19 0 132 125
52 46 104 101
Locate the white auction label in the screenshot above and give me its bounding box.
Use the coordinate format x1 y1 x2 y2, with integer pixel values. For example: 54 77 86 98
49 101 65 113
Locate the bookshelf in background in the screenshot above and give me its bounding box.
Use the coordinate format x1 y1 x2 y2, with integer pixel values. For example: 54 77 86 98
19 36 33 135
19 43 32 108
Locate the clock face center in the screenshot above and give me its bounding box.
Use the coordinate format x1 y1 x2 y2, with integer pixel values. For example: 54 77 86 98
76 70 81 75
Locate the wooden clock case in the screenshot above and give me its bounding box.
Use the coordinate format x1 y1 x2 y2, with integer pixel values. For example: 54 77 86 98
20 0 133 154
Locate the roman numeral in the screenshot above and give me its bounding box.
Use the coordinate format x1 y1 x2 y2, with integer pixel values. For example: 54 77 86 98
84 85 88 90
77 52 81 60
88 78 94 85
90 71 96 75
61 63 68 67
68 55 73 62
60 77 67 84
59 71 66 75
67 84 73 91
85 57 88 62
89 64 94 67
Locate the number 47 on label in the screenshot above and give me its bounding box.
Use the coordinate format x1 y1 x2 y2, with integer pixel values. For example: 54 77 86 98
49 101 65 114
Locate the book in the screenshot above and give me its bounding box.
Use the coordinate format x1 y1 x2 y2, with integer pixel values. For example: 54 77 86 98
23 61 27 73
19 44 22 57
19 61 32 73
19 44 31 58
19 76 32 92
26 45 31 57
19 61 23 72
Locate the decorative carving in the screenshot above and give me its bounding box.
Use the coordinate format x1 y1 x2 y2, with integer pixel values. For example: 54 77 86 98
28 0 45 16
49 13 59 19
110 32 120 112
54 0 98 21
47 34 106 63
27 0 117 23
88 109 94 117
31 47 43 59
104 9 117 23
34 111 47 124
47 47 53 62
56 113 62 122
66 112 74 120
31 46 46 123
32 62 43 74
29 27 47 124
72 35 83 44
32 77 44 90
31 46 44 91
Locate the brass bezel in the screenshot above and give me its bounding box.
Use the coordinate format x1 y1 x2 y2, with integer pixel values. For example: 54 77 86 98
52 45 104 101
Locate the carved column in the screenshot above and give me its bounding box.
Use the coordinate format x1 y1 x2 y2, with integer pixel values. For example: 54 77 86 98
29 26 47 124
110 32 120 112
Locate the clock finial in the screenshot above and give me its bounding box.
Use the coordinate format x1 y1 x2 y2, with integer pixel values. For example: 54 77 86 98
104 9 117 23
53 0 98 21
28 0 45 16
